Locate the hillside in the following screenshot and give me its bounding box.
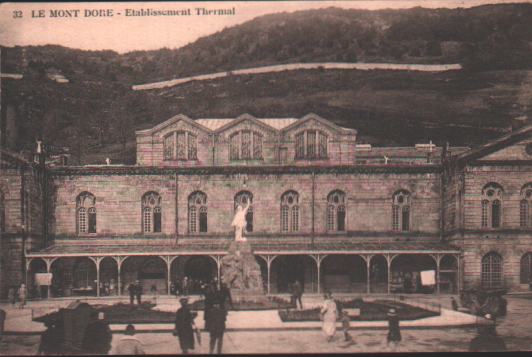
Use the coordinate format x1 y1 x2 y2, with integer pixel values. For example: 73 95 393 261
1 4 532 164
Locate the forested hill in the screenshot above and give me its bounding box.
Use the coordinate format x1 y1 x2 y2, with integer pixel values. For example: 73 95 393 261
1 3 532 164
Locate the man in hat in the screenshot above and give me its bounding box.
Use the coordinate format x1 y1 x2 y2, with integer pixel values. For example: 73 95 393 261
81 311 112 355
38 317 64 355
128 282 137 305
174 297 198 354
386 308 401 351
135 280 143 305
205 301 227 354
469 314 506 352
115 324 145 355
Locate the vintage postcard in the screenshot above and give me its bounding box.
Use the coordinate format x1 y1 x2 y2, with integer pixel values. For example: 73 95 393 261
1 0 531 355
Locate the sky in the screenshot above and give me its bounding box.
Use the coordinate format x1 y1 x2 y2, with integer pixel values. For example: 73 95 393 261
0 1 530 53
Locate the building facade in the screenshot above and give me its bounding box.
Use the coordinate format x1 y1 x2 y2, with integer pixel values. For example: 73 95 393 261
1 113 531 298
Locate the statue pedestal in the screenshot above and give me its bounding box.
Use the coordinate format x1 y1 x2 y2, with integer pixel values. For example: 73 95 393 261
221 241 264 299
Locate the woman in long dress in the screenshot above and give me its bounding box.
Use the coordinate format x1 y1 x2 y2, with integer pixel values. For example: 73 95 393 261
320 292 338 342
231 201 250 242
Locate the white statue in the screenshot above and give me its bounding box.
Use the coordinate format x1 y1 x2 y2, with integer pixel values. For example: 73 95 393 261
232 201 250 242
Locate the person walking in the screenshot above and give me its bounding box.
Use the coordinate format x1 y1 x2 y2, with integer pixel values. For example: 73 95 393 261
205 301 228 354
341 310 353 343
320 292 338 342
115 324 145 355
174 297 198 354
292 280 303 309
386 308 402 351
128 282 136 305
18 283 27 309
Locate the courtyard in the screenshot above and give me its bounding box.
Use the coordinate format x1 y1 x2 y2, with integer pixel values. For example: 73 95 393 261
1 294 531 354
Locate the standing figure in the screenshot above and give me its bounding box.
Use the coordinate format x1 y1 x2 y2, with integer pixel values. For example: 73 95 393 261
37 319 63 355
128 282 137 305
205 301 227 354
18 283 27 309
174 297 198 354
7 287 16 306
341 311 353 343
81 312 113 355
0 308 5 341
182 277 189 296
231 201 250 242
320 292 338 342
451 297 459 311
218 282 233 310
292 280 303 309
115 324 146 355
109 279 116 296
135 280 143 305
386 308 402 351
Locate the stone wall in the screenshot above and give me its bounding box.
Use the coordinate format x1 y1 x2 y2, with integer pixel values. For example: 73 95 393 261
50 171 441 239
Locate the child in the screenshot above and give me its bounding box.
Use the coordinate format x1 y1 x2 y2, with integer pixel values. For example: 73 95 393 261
340 310 354 347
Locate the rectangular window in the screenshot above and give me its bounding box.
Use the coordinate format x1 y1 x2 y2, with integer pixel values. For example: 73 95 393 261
327 205 335 231
253 132 263 159
189 206 196 233
199 208 208 233
492 200 501 228
337 206 346 231
392 205 400 231
402 206 410 231
177 132 187 160
520 200 529 227
164 135 174 160
307 131 316 158
281 206 289 232
241 131 251 159
279 148 288 164
188 134 197 160
153 207 161 233
230 134 239 160
481 200 489 228
291 206 299 232
144 209 151 233
319 132 328 158
88 209 96 234
295 133 304 159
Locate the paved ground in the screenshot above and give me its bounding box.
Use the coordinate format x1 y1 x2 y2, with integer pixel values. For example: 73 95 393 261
1 295 531 354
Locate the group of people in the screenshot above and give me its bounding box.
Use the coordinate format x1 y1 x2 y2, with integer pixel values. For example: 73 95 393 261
174 280 232 354
319 292 402 350
170 276 214 296
128 280 144 305
7 284 27 309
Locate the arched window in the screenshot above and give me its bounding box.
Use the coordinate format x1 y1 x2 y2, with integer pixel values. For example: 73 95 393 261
520 253 532 284
188 191 208 233
520 183 532 227
392 190 411 232
76 192 96 234
229 130 263 160
481 252 503 288
163 131 198 160
142 192 162 233
327 190 346 232
295 130 328 160
0 190 5 233
281 191 299 232
235 191 253 232
481 183 503 228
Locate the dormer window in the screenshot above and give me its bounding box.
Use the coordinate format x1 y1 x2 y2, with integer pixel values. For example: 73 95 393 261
229 130 263 160
295 130 328 160
163 131 197 160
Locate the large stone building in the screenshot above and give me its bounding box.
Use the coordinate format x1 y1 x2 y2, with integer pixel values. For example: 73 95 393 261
1 113 531 298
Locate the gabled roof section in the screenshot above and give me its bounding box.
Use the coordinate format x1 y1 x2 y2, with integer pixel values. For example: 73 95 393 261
212 113 279 134
454 124 532 164
282 113 357 134
135 114 212 136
